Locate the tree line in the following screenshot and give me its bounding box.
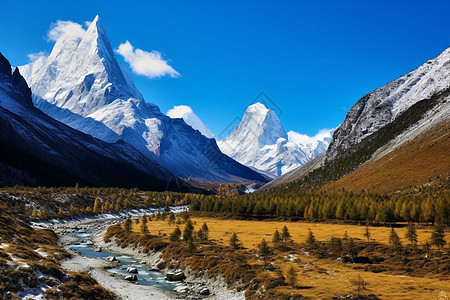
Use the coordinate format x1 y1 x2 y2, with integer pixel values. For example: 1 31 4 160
190 185 450 225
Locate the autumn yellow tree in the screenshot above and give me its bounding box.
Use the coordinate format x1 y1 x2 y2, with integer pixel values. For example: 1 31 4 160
93 197 100 213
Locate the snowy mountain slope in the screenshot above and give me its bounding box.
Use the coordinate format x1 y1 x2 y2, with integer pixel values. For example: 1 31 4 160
218 102 332 177
20 16 267 183
327 45 450 161
322 95 449 192
261 45 450 191
167 105 215 139
0 52 185 190
288 129 333 158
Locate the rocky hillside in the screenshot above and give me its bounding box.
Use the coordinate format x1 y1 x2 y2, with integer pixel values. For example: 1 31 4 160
262 46 450 192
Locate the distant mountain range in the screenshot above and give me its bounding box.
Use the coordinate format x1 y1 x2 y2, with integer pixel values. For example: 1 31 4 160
218 102 333 178
263 45 450 192
19 15 267 184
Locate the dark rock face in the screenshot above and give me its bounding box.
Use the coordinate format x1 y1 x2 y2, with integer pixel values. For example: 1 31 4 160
0 52 32 106
326 87 394 162
12 68 32 104
0 52 12 76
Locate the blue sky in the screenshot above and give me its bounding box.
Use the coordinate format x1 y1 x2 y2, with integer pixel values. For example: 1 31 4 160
1 0 450 137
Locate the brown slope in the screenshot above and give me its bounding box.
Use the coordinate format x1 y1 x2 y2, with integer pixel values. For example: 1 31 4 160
324 120 450 193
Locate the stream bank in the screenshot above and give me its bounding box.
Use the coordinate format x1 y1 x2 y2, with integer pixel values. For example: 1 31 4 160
43 210 244 299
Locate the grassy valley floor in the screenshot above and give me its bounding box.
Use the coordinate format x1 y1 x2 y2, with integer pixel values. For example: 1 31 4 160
104 213 450 299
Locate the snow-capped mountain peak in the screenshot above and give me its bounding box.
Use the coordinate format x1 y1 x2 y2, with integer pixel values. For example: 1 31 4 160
221 102 288 154
20 15 143 117
219 102 332 178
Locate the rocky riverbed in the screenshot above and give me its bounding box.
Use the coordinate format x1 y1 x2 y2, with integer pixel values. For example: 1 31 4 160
41 211 244 300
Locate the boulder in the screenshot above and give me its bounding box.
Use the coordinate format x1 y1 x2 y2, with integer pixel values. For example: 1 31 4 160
124 275 138 281
94 247 102 252
199 287 210 295
126 267 138 274
173 285 189 293
106 256 118 262
166 270 186 281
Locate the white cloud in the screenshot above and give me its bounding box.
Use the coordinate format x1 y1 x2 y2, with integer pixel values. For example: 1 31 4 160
167 105 215 139
27 51 47 62
115 41 180 79
84 21 92 28
47 20 86 42
288 128 334 146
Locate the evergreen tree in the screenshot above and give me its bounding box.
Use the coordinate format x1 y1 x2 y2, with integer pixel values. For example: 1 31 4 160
306 230 316 249
363 226 371 243
141 215 149 236
330 237 343 257
285 265 297 287
187 238 196 255
196 228 205 241
281 226 291 242
170 226 182 242
389 228 402 253
405 223 418 245
272 230 281 244
258 239 271 265
123 217 132 233
183 219 194 241
274 268 285 286
201 222 209 240
229 232 242 250
431 224 446 249
141 213 148 224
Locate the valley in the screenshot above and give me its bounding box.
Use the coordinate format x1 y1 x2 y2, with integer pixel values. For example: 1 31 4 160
102 211 449 299
1 185 448 299
1 4 449 300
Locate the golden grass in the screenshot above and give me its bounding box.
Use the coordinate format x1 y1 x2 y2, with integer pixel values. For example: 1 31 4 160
138 217 449 248
325 121 450 193
133 216 449 300
276 258 449 300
